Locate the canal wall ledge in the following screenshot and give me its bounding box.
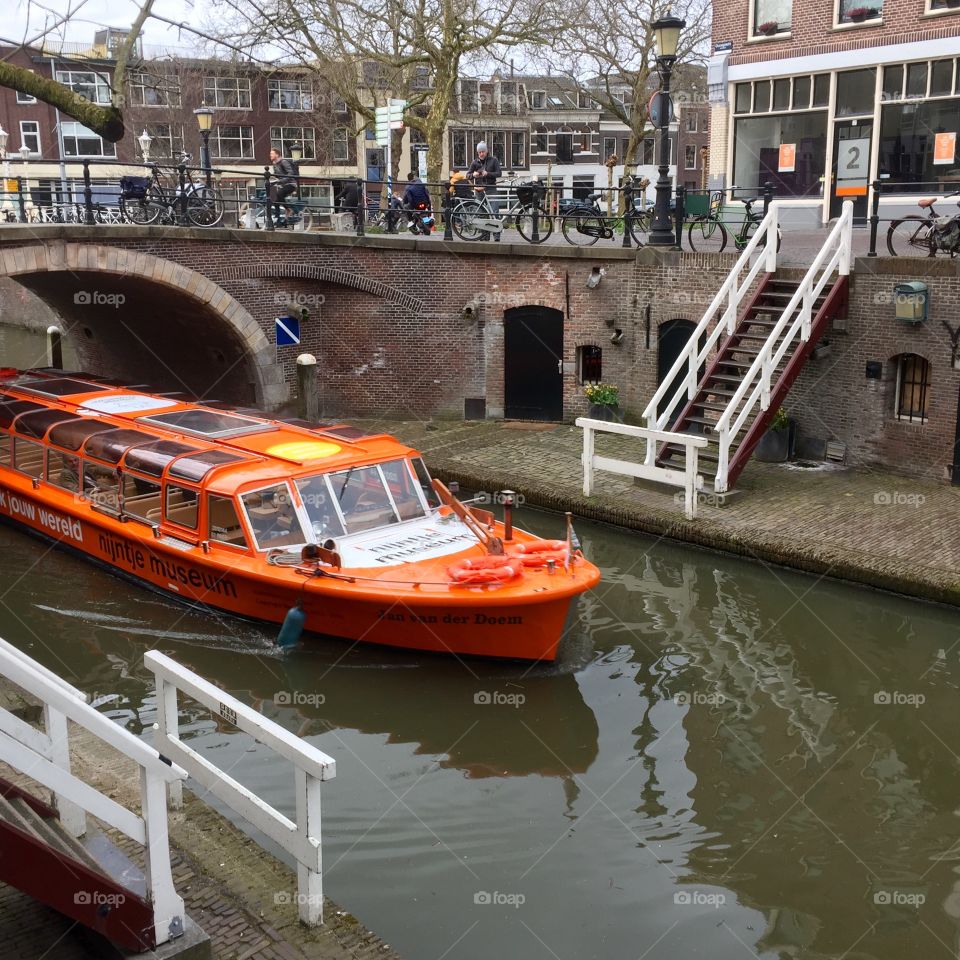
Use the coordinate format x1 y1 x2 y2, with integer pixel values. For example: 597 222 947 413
0 678 402 960
373 419 960 607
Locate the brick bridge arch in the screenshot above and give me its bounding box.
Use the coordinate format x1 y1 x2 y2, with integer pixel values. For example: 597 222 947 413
0 242 280 406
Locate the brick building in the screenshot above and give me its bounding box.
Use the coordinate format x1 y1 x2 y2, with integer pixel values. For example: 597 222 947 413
707 0 960 224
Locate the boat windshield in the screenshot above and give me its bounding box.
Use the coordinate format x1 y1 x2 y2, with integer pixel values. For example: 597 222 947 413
326 460 427 535
240 483 308 551
293 475 346 543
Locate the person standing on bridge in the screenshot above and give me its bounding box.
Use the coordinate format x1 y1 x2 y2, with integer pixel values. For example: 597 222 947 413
467 141 502 241
269 147 299 224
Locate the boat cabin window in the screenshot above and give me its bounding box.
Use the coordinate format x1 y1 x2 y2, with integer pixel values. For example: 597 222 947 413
14 410 79 440
13 438 44 479
0 433 9 465
138 409 269 440
47 419 115 451
0 399 44 429
208 495 249 548
294 476 346 543
14 377 109 398
84 463 120 513
124 440 199 478
412 458 441 509
121 474 162 521
329 465 401 534
380 460 427 521
47 450 82 492
165 484 199 529
241 484 307 550
168 450 248 483
84 429 157 465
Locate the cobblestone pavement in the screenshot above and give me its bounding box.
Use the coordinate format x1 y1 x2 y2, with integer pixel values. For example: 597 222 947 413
361 418 960 606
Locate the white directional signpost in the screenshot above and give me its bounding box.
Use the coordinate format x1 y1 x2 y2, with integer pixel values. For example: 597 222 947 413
374 99 406 208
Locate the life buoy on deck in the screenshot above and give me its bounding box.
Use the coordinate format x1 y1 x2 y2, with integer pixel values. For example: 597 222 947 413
447 555 523 585
507 539 569 567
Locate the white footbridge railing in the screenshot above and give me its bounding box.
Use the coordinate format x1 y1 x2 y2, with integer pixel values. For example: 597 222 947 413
641 203 782 448
0 637 188 947
146 650 337 926
713 200 853 492
576 417 709 519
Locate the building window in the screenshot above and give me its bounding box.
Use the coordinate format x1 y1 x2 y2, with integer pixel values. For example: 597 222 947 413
332 128 348 163
210 125 254 159
838 0 884 22
753 0 791 33
611 91 627 105
836 68 876 117
895 354 930 423
16 88 37 104
930 0 960 8
500 81 519 115
556 133 574 163
532 131 548 153
452 131 467 167
19 121 40 155
577 90 596 109
56 70 111 104
203 76 251 109
510 132 526 168
734 112 827 197
578 345 602 384
642 137 655 164
270 126 316 160
879 96 960 190
129 73 181 107
61 122 116 158
530 90 546 109
685 115 698 133
334 96 349 114
571 175 594 199
460 79 479 113
268 78 313 111
603 136 617 159
142 123 184 159
685 144 697 169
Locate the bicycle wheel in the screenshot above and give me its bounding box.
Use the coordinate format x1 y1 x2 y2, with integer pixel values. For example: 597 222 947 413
686 218 727 253
739 218 782 252
296 208 314 231
887 216 935 257
515 204 553 243
561 213 604 246
452 200 485 241
120 190 161 225
186 187 224 227
627 211 651 247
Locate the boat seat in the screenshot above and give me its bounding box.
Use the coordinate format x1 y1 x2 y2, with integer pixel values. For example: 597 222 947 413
209 499 245 545
125 492 162 520
165 503 198 528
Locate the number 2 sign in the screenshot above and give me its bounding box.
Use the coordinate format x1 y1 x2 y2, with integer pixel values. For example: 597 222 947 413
836 137 870 196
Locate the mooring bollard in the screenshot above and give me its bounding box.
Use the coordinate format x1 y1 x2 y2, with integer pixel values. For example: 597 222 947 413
296 353 320 422
500 490 515 541
867 179 881 258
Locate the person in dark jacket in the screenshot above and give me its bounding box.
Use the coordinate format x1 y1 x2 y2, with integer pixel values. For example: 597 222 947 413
466 141 502 240
269 147 298 221
402 172 431 210
336 179 362 229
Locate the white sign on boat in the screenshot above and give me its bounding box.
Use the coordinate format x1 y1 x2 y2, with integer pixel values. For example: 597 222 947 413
80 395 179 414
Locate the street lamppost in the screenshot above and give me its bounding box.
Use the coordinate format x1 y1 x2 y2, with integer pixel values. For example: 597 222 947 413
193 106 214 186
138 129 153 163
290 141 303 164
649 13 686 246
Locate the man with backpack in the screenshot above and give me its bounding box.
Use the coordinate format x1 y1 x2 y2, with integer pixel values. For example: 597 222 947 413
269 147 299 223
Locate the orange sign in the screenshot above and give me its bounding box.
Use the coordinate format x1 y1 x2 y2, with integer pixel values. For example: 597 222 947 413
934 131 957 166
778 143 796 173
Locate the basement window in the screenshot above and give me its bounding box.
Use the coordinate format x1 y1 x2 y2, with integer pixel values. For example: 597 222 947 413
894 353 930 424
578 345 603 384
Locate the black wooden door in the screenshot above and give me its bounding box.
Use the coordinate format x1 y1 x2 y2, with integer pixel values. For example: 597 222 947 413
504 306 564 421
953 384 960 486
657 319 700 419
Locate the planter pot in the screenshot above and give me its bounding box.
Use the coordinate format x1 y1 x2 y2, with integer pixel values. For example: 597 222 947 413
759 26 779 35
849 11 867 21
589 403 624 423
754 427 790 462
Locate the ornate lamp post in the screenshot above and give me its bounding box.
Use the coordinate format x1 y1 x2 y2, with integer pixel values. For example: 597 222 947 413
290 141 303 164
138 128 153 163
193 106 214 186
649 13 686 246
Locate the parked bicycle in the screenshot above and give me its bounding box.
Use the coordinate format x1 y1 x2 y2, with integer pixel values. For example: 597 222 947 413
238 189 314 231
119 154 224 227
559 177 651 247
886 191 960 257
451 180 553 243
686 194 782 254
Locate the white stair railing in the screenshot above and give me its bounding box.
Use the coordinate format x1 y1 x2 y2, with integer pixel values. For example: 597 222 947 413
712 200 854 493
641 202 781 461
146 650 336 926
0 637 188 947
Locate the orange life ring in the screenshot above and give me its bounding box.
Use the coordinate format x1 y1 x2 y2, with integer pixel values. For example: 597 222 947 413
447 556 523 585
507 539 569 567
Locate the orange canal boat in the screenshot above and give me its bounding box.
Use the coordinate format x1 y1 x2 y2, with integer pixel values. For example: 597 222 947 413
0 369 600 661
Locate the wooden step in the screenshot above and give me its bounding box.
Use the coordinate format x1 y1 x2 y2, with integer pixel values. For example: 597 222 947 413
8 797 104 876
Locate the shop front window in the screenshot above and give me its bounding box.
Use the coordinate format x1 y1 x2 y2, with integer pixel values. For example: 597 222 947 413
733 112 828 197
879 98 960 191
835 69 875 117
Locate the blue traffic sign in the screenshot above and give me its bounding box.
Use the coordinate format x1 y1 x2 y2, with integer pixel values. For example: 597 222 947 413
275 315 301 346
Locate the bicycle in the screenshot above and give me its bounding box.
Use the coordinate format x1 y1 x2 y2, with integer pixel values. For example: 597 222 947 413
238 189 314 231
886 191 960 257
686 194 782 254
559 180 651 247
119 154 224 228
451 181 553 243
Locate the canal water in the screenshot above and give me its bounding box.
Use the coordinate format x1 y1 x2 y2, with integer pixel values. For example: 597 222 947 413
1 505 958 960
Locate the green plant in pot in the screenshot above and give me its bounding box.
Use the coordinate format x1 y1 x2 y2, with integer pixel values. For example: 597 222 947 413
585 382 624 423
754 406 794 462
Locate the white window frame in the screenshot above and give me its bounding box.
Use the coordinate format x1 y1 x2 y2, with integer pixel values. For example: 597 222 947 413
19 121 41 156
530 90 546 109
748 0 793 38
55 69 112 105
459 79 480 113
60 121 116 158
685 115 698 133
603 136 617 158
16 88 37 105
267 78 313 112
210 124 255 159
203 76 252 110
142 123 185 160
129 72 181 107
833 0 884 27
926 0 960 13
685 144 697 169
333 127 349 163
270 126 316 160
